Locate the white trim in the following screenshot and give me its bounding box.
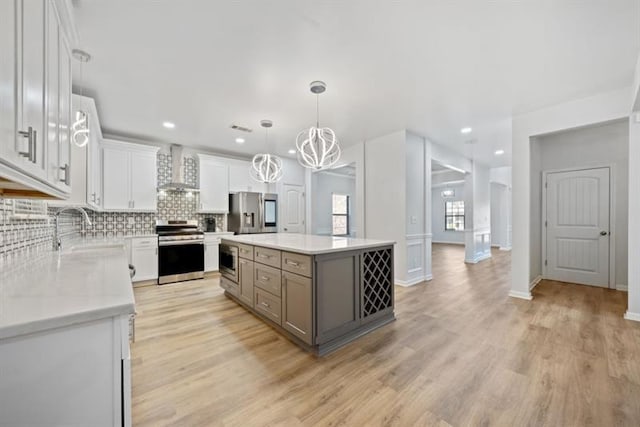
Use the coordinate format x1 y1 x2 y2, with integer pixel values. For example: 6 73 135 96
616 284 628 292
624 311 640 322
541 165 616 289
509 290 533 300
432 240 465 245
395 274 432 287
465 253 492 264
431 180 466 189
530 275 542 290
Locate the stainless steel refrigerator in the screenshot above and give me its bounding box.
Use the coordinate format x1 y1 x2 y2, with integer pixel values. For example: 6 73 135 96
227 192 278 234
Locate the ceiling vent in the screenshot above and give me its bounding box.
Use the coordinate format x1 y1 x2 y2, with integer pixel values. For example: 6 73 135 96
230 123 253 133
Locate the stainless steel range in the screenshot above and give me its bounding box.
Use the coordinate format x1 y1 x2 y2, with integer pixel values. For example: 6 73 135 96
156 220 205 285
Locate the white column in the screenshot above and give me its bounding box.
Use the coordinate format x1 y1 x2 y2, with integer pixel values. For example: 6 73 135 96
626 115 640 321
500 186 512 250
424 139 433 281
464 161 492 263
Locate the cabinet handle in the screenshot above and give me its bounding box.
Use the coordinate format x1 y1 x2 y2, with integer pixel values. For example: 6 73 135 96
260 301 271 308
60 163 70 185
286 260 300 267
18 126 33 161
261 276 270 281
257 253 270 259
32 130 37 163
155 247 158 255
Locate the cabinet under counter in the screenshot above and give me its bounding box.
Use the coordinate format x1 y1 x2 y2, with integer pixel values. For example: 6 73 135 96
220 234 395 356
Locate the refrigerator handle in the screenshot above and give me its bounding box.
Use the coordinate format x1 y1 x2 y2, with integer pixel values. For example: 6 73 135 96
258 193 264 232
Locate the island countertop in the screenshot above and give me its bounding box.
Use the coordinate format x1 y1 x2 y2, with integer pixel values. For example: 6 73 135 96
0 239 135 341
221 233 395 255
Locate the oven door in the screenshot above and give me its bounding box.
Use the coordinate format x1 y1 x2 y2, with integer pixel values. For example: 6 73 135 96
158 241 205 284
219 244 238 282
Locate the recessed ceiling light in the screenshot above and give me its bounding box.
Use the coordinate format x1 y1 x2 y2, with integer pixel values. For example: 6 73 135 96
288 149 296 154
235 137 245 144
162 121 175 129
460 127 472 134
494 149 505 156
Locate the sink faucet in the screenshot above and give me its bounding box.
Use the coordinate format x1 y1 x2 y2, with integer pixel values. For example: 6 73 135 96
53 206 93 251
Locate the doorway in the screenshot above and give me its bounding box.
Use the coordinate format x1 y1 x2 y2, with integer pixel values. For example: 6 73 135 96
543 167 612 288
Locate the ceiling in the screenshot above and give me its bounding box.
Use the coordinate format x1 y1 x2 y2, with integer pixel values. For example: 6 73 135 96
72 0 639 168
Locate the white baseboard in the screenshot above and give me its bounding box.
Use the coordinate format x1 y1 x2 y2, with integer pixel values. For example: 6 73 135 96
529 275 542 291
508 290 533 300
432 240 465 245
616 284 628 292
499 246 512 251
624 311 640 322
465 253 492 264
395 274 431 287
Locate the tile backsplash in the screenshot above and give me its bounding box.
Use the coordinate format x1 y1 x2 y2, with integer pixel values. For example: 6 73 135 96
0 151 226 257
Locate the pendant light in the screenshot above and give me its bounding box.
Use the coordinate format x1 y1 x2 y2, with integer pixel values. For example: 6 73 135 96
251 120 283 183
71 49 91 147
295 80 341 170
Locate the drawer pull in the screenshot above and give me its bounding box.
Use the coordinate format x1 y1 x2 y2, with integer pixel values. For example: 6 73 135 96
260 276 270 281
260 301 271 308
286 260 300 267
257 253 271 259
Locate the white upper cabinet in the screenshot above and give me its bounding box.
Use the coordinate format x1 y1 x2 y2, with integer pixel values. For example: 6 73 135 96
102 140 159 212
198 154 229 213
0 0 73 199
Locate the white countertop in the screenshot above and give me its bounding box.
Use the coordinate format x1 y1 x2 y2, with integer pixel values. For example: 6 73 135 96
0 238 135 340
221 233 395 255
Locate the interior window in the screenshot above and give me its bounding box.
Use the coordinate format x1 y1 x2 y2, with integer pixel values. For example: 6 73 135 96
332 194 349 236
445 200 465 231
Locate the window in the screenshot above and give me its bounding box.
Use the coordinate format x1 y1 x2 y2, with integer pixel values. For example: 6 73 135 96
445 200 465 231
332 194 349 236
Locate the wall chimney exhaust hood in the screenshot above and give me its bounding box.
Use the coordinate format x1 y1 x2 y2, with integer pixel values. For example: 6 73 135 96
158 145 199 192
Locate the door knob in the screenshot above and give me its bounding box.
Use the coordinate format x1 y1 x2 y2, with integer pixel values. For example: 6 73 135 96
600 231 608 236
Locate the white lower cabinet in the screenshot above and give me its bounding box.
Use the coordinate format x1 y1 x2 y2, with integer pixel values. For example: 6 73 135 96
0 315 132 427
130 237 158 281
205 239 220 272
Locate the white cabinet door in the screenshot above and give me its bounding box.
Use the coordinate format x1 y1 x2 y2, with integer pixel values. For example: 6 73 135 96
132 244 158 281
199 156 229 213
130 150 157 211
17 0 47 179
56 28 72 191
45 3 59 186
229 162 266 193
0 0 17 163
102 146 131 210
204 242 220 272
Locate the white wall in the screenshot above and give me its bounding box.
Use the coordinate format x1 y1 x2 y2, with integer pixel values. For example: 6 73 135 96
530 119 629 288
463 161 492 263
511 87 630 300
311 172 356 236
432 183 465 244
490 183 502 246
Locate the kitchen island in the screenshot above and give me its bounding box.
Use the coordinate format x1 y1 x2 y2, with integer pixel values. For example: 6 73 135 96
220 233 395 355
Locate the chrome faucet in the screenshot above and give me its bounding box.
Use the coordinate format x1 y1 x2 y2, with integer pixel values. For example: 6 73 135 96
53 206 93 251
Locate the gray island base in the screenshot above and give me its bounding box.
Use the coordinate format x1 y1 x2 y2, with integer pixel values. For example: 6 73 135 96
220 234 395 356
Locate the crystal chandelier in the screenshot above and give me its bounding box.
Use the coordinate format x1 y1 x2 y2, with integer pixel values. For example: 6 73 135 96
251 120 283 183
71 49 91 147
296 81 341 170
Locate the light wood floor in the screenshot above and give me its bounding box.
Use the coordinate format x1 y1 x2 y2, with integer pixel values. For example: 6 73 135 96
132 244 640 426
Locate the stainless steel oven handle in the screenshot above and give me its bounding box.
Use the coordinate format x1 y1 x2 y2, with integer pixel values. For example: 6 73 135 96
159 240 204 247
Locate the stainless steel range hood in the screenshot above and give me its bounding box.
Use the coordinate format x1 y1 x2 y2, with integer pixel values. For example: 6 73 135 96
158 145 199 192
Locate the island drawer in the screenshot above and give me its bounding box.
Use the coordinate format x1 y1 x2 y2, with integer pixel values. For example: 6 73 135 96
238 244 254 260
282 251 312 278
254 246 281 268
254 264 282 297
220 276 239 297
255 288 282 325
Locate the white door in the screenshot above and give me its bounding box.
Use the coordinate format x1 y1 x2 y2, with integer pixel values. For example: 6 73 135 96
102 147 130 210
130 150 157 211
545 167 610 287
282 184 305 233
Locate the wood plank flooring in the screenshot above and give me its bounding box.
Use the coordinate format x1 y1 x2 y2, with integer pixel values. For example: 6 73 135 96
132 243 640 426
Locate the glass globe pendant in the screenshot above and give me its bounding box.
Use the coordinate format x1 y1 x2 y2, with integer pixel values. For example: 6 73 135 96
250 120 283 183
295 81 341 170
